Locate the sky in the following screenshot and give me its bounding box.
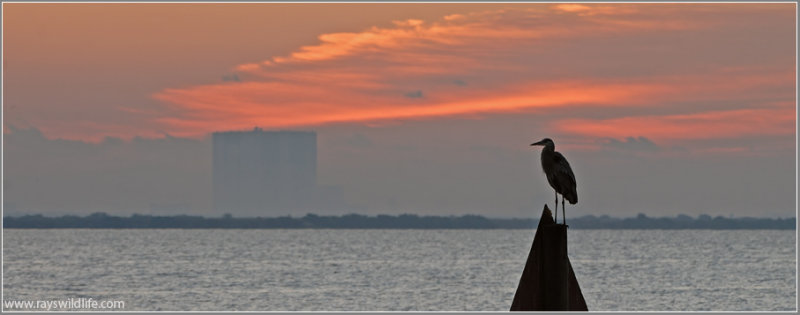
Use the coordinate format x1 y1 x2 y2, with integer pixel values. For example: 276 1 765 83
2 3 797 218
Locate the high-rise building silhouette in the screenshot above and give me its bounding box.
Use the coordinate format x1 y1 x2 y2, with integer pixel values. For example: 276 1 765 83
212 128 317 216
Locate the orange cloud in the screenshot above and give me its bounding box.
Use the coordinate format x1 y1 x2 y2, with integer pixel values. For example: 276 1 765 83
154 79 667 137
556 107 795 143
554 4 592 13
150 4 794 151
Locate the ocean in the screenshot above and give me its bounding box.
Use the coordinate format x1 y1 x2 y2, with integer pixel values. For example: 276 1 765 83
2 229 796 311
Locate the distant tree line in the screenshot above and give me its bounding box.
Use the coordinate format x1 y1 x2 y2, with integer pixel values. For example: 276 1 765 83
3 212 795 229
556 213 795 229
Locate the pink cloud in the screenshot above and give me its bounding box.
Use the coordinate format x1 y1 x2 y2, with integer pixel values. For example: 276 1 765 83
150 4 794 151
556 107 795 143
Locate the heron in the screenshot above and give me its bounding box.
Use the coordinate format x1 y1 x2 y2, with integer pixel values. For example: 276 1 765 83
530 138 577 225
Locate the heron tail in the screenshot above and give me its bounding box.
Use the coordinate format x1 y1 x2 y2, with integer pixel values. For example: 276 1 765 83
566 191 578 204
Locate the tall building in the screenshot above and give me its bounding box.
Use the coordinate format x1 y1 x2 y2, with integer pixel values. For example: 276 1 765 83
212 128 318 216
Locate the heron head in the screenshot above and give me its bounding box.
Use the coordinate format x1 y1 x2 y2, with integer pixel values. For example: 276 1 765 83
530 138 554 147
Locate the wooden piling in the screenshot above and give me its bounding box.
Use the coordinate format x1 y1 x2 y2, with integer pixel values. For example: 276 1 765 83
540 223 569 310
510 205 588 311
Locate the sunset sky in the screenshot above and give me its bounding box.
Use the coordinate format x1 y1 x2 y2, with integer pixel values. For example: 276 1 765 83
3 3 796 218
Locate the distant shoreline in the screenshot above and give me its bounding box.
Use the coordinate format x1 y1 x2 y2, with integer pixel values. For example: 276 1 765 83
3 213 795 230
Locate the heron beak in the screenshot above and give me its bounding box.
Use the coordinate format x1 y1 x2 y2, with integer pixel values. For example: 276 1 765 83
531 140 544 146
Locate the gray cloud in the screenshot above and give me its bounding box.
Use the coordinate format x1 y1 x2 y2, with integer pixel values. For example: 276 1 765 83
344 133 373 148
222 73 241 82
404 90 424 98
452 79 467 86
3 118 795 219
3 126 213 216
601 136 659 152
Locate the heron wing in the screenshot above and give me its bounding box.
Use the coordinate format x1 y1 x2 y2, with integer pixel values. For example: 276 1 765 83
553 152 577 203
552 152 576 185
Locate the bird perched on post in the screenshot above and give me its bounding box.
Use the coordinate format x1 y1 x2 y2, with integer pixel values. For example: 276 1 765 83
531 138 577 225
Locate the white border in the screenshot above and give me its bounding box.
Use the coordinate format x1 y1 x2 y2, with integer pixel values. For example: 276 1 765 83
0 1 797 313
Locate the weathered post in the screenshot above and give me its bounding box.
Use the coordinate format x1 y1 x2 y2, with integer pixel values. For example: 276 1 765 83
510 205 587 311
540 223 569 310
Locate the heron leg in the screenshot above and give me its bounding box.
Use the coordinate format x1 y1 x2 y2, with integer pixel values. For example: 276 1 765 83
562 197 566 225
554 191 558 223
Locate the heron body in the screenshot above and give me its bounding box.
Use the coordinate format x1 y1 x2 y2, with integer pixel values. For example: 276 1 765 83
531 138 577 224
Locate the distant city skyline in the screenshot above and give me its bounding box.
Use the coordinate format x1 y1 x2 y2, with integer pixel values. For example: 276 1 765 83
3 3 796 218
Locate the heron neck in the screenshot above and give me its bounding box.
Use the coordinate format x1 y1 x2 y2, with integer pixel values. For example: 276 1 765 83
540 145 555 163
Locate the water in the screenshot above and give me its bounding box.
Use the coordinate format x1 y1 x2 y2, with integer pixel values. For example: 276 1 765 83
2 229 796 311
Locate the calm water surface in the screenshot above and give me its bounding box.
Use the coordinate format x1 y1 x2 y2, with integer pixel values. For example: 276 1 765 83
2 229 796 311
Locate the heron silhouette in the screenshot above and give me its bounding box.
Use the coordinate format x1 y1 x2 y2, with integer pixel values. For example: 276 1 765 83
531 138 577 225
